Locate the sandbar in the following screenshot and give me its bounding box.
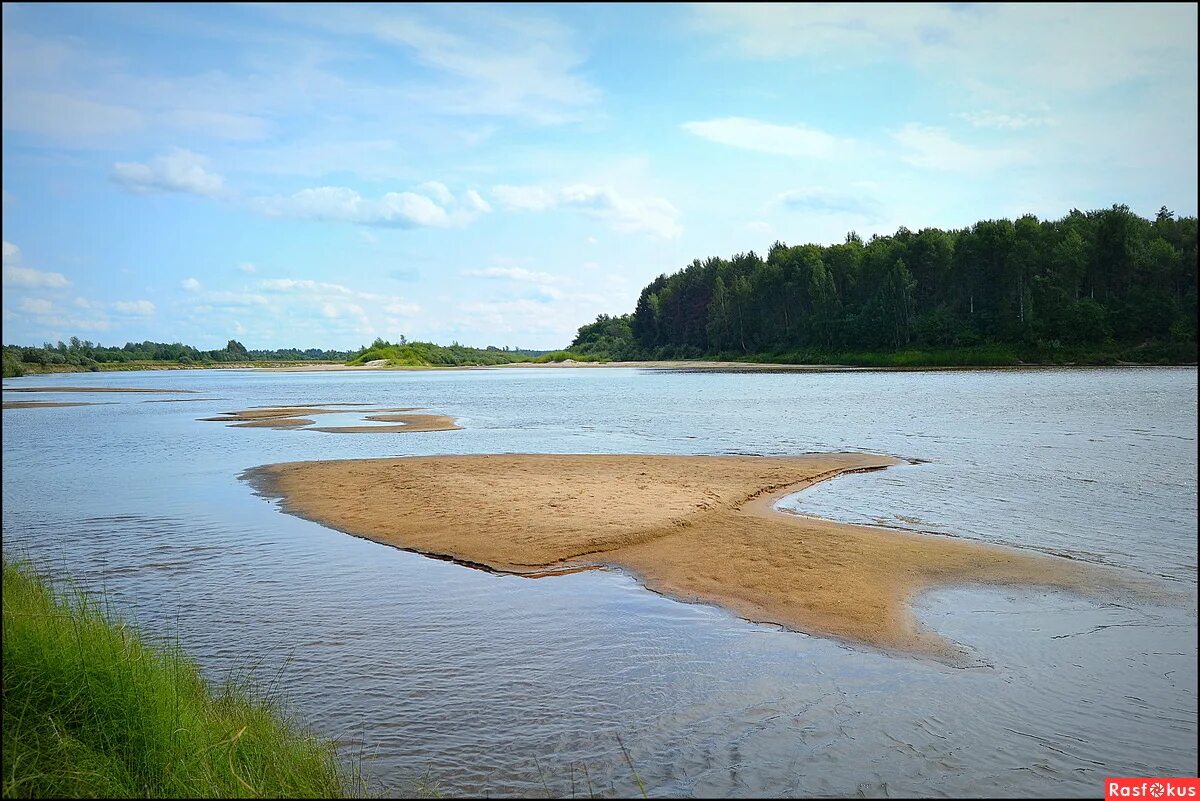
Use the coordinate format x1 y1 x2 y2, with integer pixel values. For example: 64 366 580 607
245 453 1159 660
201 405 459 433
3 401 109 409
305 413 463 433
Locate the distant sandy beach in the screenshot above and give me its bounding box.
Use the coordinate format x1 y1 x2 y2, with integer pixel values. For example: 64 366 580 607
245 453 1153 660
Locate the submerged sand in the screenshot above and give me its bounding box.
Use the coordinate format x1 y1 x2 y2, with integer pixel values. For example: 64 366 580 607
246 453 1156 659
201 405 460 433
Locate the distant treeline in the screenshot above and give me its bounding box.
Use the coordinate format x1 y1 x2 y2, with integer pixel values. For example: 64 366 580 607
348 337 548 367
2 338 352 377
3 336 559 377
571 205 1198 365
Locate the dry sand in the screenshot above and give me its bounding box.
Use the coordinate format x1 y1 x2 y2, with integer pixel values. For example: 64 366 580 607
245 453 1157 659
3 400 109 409
201 405 460 433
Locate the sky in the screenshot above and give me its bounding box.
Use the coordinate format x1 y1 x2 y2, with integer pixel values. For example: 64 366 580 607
2 3 1197 351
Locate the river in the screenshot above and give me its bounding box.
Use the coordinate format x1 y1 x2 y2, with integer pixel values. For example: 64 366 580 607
3 366 1196 797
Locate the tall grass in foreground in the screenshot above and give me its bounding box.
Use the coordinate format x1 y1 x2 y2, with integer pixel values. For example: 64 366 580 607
2 560 362 798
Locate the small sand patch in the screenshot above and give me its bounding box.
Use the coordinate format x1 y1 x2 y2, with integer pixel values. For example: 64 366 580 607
201 405 458 433
232 417 315 428
246 453 1162 660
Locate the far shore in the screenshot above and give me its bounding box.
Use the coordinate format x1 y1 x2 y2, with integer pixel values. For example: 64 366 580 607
245 453 1163 661
249 359 1195 373
248 360 874 373
6 358 1193 380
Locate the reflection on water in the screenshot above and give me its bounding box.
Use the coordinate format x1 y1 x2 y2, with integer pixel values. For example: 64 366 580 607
2 366 1196 797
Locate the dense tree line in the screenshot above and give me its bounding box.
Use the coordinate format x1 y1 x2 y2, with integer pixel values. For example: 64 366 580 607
348 338 541 367
2 338 354 376
571 205 1197 364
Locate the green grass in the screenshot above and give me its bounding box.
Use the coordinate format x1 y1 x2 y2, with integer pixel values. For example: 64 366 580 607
529 351 607 364
347 340 530 367
2 559 362 799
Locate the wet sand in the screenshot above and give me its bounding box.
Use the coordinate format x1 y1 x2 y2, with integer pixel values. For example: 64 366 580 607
309 413 463 433
202 405 460 433
3 401 110 409
2 386 199 393
245 453 1154 659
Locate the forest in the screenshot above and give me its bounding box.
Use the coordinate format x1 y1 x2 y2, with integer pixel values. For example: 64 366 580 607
571 205 1197 365
2 337 552 376
2 339 354 377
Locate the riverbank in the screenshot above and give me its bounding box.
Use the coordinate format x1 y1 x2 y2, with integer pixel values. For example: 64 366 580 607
245 453 1157 661
6 341 1193 378
1 559 360 798
4 360 343 377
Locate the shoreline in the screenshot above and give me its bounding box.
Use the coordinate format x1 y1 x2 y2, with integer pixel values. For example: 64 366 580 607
243 453 1162 661
5 360 1193 379
248 360 1197 373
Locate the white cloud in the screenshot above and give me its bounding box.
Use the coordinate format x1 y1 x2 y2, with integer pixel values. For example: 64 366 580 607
237 262 257 274
260 278 356 296
19 297 54 314
683 117 853 159
491 185 556 211
691 4 1196 94
271 5 601 124
893 123 1029 172
2 241 71 288
462 266 556 283
112 300 156 315
250 183 489 229
384 300 420 316
463 189 492 214
492 183 682 239
181 277 201 291
957 110 1051 130
112 148 224 196
745 221 773 235
174 273 420 343
418 180 454 205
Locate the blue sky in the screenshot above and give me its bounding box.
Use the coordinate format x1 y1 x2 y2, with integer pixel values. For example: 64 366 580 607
3 3 1196 350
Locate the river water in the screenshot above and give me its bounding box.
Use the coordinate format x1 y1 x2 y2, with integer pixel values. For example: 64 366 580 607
2 366 1196 797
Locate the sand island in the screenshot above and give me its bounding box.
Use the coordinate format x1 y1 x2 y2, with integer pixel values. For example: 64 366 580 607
245 453 1157 660
2 401 111 409
201 404 461 433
